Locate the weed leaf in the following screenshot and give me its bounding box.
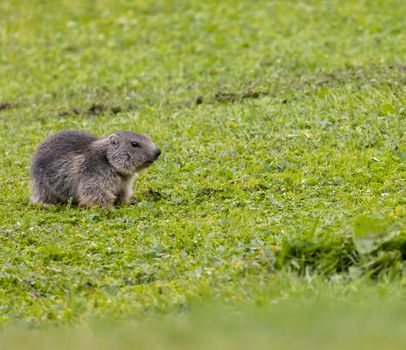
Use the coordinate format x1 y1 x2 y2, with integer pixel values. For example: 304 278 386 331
353 213 400 254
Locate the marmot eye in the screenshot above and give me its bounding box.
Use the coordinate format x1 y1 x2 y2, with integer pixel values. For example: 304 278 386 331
131 141 140 148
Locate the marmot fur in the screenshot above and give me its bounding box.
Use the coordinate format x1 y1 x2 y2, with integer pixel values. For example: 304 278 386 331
30 130 161 208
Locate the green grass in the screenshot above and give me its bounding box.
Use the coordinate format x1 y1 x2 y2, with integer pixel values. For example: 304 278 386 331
0 0 405 347
2 288 406 350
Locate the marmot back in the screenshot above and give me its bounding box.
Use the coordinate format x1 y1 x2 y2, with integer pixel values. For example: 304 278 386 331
30 130 161 208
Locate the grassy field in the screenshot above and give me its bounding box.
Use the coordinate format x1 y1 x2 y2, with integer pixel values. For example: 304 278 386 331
0 0 405 347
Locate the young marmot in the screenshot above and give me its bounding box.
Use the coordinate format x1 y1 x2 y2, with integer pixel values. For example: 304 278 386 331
30 130 161 208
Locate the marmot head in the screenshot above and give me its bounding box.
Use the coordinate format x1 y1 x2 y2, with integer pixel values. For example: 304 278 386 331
106 131 161 175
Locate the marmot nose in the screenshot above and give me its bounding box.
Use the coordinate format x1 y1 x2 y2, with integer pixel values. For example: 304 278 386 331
154 148 161 159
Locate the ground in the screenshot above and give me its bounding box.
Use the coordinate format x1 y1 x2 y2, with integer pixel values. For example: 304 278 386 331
0 0 405 348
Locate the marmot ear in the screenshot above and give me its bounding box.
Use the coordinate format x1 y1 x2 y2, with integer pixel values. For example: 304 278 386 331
109 134 119 147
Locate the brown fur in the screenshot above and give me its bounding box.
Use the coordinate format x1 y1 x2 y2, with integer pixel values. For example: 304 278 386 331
30 130 161 208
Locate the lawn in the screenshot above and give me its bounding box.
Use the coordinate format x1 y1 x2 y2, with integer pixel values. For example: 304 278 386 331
0 0 405 347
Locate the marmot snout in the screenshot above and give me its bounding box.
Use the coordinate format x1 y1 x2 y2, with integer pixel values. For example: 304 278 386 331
30 130 161 208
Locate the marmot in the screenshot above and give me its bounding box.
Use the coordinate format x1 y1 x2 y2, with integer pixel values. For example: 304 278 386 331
30 130 161 208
